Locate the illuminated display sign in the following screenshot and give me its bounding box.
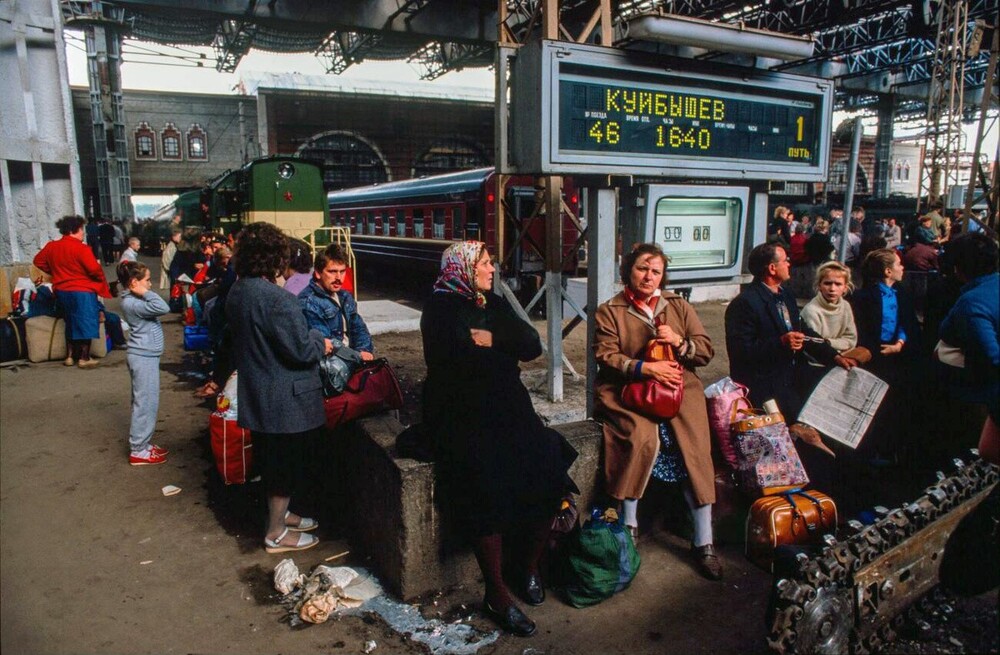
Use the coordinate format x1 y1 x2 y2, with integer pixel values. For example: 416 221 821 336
509 41 833 181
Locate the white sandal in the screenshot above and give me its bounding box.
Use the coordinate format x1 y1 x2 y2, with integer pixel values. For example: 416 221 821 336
264 527 319 554
284 510 318 532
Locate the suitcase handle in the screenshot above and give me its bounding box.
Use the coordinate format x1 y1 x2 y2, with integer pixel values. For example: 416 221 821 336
781 490 826 536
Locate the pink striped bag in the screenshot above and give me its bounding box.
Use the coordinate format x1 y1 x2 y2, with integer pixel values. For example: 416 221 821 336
704 378 752 470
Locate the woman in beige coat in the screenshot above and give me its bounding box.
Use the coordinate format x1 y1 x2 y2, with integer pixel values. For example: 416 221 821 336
593 242 721 580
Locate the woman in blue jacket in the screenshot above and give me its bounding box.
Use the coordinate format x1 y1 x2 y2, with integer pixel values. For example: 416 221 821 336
938 233 999 437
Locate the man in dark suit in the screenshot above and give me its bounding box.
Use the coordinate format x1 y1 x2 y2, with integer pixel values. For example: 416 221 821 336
725 243 856 484
726 243 851 422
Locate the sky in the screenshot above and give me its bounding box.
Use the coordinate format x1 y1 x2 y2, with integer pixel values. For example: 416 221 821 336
63 33 998 199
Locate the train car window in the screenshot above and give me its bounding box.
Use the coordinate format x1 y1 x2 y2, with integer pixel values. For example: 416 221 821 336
395 209 405 236
367 211 376 235
413 209 425 238
466 207 480 240
451 207 463 239
651 197 742 269
432 208 445 239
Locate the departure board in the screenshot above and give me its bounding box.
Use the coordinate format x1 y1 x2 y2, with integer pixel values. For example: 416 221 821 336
559 77 822 166
508 40 833 181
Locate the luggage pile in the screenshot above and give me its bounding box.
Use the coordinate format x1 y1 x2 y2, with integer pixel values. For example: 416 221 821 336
704 377 838 572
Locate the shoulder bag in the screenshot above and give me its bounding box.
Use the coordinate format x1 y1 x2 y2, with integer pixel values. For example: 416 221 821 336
731 407 810 494
324 358 403 428
620 339 684 419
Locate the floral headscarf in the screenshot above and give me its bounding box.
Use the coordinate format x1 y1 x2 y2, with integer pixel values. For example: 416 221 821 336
433 241 487 308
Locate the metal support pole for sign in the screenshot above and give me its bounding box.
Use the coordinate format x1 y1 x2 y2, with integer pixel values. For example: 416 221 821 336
586 187 617 417
545 176 564 401
837 117 863 264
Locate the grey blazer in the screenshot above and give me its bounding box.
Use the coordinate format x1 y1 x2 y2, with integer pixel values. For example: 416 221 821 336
226 277 326 433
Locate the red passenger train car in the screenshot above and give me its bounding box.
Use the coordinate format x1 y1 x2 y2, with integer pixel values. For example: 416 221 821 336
326 168 580 283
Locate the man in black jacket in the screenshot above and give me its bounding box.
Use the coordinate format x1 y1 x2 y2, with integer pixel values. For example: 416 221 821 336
725 244 855 483
726 243 852 420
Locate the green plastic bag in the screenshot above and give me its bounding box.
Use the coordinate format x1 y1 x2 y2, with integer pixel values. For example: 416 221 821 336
563 508 641 608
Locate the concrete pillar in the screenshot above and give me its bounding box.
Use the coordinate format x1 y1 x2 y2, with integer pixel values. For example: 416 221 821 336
0 0 84 264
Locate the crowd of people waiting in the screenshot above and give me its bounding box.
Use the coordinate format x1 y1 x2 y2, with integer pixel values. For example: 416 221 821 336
29 207 998 639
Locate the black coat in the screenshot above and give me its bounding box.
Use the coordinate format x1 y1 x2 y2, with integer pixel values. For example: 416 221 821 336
420 291 576 536
226 277 327 433
848 282 921 376
849 283 921 365
725 281 838 421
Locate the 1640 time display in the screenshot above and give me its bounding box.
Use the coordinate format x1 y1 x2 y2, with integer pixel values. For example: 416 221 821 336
559 78 821 166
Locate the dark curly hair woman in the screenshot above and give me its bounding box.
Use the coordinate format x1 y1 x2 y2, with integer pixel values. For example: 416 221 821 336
33 215 112 368
226 223 334 553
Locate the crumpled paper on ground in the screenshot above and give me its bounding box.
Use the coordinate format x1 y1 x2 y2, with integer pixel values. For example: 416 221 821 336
274 562 381 624
273 559 304 595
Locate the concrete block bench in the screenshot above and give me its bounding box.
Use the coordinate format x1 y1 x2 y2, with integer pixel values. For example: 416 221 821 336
341 415 603 600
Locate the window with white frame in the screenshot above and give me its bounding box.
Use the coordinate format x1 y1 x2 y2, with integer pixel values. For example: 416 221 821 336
187 124 207 160
134 122 156 160
161 122 182 160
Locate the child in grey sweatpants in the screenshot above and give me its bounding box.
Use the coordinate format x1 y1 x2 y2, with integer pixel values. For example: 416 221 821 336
117 261 171 466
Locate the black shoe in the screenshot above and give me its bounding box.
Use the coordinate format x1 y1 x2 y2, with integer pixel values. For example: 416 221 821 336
484 599 537 637
523 572 545 606
692 544 723 581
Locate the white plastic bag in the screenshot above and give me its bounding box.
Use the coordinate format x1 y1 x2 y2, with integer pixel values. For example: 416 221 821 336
216 371 239 420
703 376 744 399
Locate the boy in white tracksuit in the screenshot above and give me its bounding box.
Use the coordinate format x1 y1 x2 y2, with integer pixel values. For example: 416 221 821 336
117 261 171 466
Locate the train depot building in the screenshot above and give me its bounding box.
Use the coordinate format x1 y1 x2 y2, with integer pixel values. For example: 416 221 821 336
71 73 495 204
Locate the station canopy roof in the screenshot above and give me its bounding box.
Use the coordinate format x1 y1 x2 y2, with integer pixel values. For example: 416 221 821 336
64 0 997 121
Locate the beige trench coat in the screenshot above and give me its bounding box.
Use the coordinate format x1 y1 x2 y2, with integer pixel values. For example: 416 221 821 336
593 291 716 505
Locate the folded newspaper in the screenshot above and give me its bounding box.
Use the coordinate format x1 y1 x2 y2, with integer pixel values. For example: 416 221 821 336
798 367 888 449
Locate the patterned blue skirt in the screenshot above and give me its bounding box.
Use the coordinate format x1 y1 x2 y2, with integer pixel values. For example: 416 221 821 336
650 421 688 483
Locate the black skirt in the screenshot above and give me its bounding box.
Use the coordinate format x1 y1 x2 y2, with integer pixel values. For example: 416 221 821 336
251 428 322 497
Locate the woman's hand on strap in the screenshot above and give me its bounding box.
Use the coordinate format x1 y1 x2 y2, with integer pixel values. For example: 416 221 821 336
470 328 493 348
655 324 684 348
643 359 684 388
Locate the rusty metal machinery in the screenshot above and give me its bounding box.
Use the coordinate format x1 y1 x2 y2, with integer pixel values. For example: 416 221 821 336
767 452 999 655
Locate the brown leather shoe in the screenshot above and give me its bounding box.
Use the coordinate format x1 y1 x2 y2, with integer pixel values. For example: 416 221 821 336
77 358 100 369
789 423 836 457
692 544 723 581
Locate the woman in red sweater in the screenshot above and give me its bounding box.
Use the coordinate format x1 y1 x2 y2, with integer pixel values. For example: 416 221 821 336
33 215 112 368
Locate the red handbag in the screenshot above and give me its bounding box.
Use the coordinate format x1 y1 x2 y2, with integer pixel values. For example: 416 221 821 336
620 340 684 419
324 358 404 429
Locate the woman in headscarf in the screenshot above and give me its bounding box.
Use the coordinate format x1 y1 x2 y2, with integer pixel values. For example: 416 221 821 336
420 241 577 638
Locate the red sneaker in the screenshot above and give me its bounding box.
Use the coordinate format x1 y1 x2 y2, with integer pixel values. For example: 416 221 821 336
150 444 169 455
129 451 167 466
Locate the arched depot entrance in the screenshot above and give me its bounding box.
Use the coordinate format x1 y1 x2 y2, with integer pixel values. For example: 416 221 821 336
297 131 390 191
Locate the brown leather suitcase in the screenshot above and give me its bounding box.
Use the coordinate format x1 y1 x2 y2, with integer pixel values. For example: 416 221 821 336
745 489 837 571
